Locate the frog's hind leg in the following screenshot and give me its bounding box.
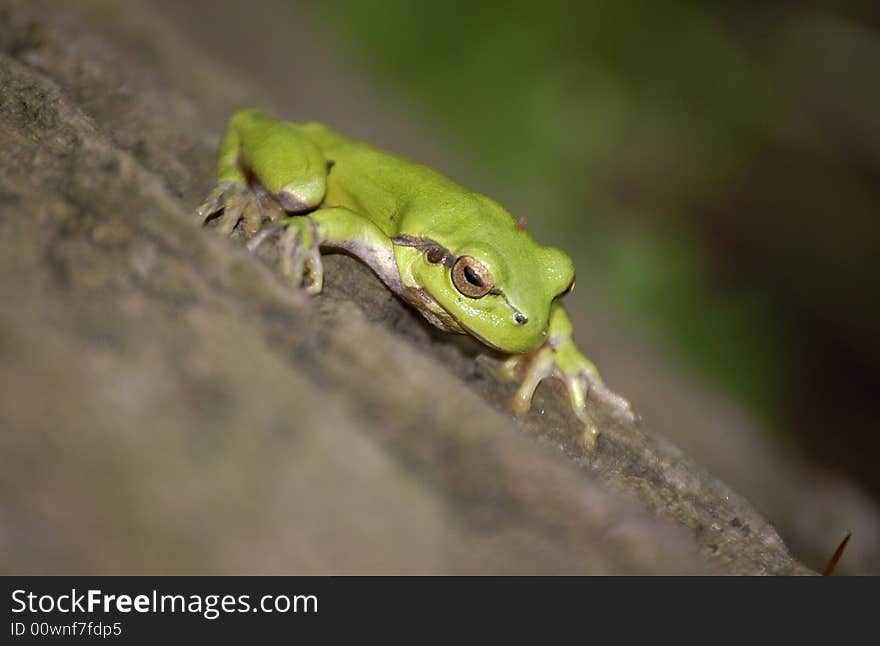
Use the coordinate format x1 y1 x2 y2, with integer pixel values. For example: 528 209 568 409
235 110 328 212
196 109 328 236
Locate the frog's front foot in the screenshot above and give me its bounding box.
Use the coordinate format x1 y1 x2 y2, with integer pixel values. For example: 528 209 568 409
247 216 324 295
500 341 636 451
196 181 285 237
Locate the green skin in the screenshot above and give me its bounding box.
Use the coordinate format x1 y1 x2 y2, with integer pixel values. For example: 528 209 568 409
196 110 634 448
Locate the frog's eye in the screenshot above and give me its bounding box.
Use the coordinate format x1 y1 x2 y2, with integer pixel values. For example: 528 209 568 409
451 256 494 298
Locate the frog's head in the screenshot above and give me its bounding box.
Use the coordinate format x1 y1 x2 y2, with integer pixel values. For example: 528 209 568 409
393 203 575 354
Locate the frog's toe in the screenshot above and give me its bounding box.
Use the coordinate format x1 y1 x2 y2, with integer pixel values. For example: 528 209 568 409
241 198 267 237
499 353 526 384
253 185 286 229
218 195 247 235
560 371 602 450
195 184 228 222
196 181 252 235
589 379 638 425
509 347 554 417
278 219 324 294
245 222 284 252
244 218 324 294
301 250 324 295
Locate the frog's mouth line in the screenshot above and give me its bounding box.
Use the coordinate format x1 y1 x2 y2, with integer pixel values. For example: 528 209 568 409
454 318 503 351
410 285 525 354
455 311 546 355
441 291 533 352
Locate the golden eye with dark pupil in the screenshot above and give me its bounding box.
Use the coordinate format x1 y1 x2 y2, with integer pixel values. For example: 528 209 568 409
451 256 494 298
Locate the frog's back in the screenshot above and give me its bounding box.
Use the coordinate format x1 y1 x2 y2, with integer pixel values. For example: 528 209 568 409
299 122 479 236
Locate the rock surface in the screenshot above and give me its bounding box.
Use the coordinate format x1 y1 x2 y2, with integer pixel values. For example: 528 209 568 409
0 0 819 574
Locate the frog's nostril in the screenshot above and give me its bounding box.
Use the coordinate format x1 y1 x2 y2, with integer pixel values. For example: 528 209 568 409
514 312 528 325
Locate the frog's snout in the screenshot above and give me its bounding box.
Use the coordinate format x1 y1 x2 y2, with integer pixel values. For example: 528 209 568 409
498 303 551 354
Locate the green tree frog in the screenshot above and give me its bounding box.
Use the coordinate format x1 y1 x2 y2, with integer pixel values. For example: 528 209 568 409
196 110 634 449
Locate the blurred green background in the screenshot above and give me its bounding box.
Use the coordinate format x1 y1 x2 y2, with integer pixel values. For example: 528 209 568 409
306 0 880 494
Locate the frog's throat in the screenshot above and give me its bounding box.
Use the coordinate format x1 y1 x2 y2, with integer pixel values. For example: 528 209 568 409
400 285 467 336
400 285 520 352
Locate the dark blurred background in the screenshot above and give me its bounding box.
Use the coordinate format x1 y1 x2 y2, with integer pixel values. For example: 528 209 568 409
300 0 880 499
